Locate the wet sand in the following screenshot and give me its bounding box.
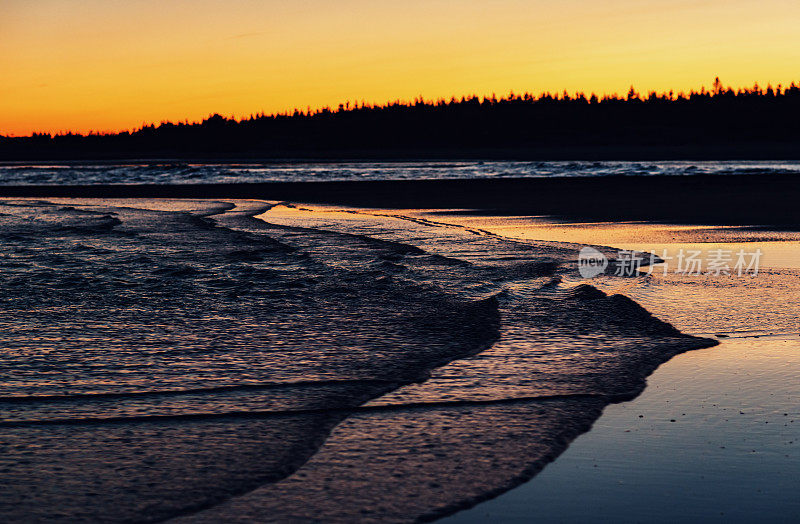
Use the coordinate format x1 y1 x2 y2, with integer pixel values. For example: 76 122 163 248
429 215 800 522
442 335 800 523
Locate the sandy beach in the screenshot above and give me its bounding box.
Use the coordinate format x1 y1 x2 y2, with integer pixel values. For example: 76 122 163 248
444 335 800 523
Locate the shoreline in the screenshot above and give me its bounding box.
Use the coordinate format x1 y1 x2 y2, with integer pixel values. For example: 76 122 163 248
0 197 718 522
427 212 800 522
1 190 796 521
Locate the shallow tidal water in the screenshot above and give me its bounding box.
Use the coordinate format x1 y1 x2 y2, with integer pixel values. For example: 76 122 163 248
433 215 800 523
0 198 715 522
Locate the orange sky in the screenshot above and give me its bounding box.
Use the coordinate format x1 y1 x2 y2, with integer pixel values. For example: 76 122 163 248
2 0 800 136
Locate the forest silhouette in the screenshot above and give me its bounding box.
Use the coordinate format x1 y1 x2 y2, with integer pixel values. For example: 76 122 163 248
3 79 800 160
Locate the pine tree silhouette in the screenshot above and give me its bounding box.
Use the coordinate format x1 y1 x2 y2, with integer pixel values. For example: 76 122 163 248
2 79 800 160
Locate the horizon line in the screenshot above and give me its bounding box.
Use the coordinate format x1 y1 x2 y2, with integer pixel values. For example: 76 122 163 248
4 78 798 139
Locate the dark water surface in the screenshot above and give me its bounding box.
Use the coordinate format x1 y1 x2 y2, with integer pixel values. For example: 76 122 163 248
0 199 714 522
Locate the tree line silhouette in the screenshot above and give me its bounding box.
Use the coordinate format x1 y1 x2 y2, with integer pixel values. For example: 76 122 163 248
3 79 800 160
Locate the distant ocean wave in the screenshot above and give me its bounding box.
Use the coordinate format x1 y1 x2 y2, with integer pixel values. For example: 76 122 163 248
1 160 800 185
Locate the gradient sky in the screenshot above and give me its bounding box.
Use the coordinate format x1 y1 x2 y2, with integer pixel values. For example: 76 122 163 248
2 0 800 135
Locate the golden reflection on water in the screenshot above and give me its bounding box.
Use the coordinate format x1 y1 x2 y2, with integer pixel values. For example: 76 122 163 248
405 210 800 338
426 210 800 523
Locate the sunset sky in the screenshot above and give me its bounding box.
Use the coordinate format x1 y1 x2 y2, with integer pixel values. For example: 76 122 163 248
2 0 800 136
